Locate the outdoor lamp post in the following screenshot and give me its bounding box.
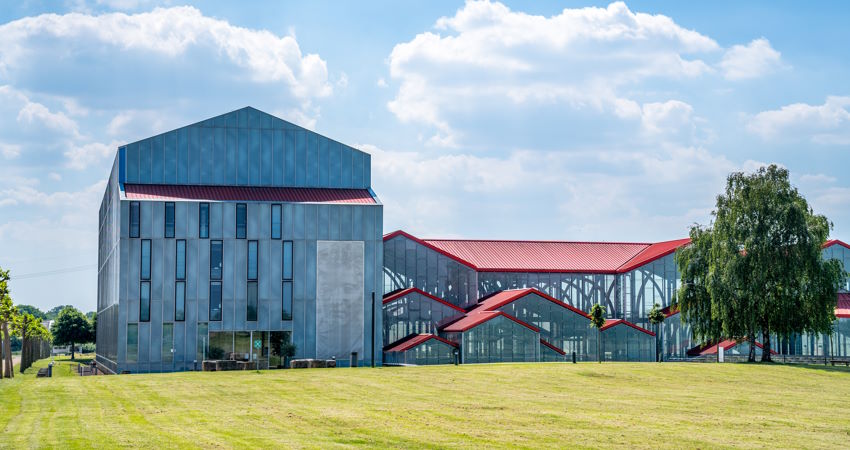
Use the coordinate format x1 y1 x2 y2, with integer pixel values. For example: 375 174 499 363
453 348 459 366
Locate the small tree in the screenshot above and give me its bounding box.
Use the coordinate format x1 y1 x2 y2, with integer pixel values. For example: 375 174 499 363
52 307 93 361
0 268 17 379
589 304 606 363
15 313 49 372
648 303 666 362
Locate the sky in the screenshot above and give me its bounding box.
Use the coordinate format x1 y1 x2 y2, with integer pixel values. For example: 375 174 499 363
1 0 849 313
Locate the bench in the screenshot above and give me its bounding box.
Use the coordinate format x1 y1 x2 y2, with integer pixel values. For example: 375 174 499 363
36 368 49 378
829 360 850 367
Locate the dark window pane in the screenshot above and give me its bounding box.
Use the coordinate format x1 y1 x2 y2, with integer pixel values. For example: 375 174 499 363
175 281 185 321
164 202 175 238
248 241 258 280
176 240 186 280
210 240 222 280
271 204 281 239
247 281 258 321
130 201 140 238
210 281 222 321
199 203 209 239
141 240 151 280
282 241 293 280
140 282 151 322
236 203 247 239
282 281 292 320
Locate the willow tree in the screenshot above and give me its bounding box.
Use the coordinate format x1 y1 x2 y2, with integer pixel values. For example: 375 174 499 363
677 165 845 362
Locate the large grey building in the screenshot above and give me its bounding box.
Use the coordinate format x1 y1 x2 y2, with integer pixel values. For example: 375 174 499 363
96 107 383 373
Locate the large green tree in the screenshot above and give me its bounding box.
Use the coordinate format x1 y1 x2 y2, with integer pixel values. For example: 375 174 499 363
17 305 45 320
677 165 845 362
52 307 93 361
45 305 75 321
0 268 16 379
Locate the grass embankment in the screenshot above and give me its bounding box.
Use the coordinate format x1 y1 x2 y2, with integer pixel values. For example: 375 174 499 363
1 359 849 449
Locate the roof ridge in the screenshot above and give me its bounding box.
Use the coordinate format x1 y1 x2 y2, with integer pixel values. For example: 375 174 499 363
424 238 653 245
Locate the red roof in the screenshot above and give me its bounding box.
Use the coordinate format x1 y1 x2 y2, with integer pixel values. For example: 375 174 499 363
124 184 376 204
600 319 656 336
384 334 458 353
837 293 850 319
540 338 566 355
441 310 540 333
382 287 466 313
383 230 690 273
691 339 778 356
824 239 850 251
660 304 679 318
472 288 589 318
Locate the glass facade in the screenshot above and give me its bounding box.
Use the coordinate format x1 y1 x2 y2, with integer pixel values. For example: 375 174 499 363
384 339 457 365
480 272 619 317
619 252 680 327
199 202 209 239
164 202 175 238
383 290 465 346
540 341 566 362
459 316 539 364
601 324 655 362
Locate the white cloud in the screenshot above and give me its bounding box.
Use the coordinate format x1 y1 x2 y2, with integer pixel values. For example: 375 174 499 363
0 85 82 139
719 38 783 81
640 100 694 136
747 96 850 144
0 143 21 159
0 6 332 100
377 78 388 88
0 180 105 208
48 172 63 181
64 140 123 170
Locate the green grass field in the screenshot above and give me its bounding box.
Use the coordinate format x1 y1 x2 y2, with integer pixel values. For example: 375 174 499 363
1 358 849 449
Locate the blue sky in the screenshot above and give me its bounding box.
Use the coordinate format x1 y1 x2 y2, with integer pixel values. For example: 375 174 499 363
1 1 849 312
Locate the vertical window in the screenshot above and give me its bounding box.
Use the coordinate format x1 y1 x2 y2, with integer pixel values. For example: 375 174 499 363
282 240 293 280
175 281 185 322
247 281 258 322
210 240 222 280
126 323 138 363
140 281 151 322
130 201 140 238
209 281 222 321
162 323 173 363
236 203 247 239
199 203 209 239
140 239 151 280
248 241 258 280
176 240 186 280
271 204 281 239
164 202 175 238
282 281 292 321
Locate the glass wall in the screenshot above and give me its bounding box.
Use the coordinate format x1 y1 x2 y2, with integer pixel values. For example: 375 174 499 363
601 324 654 362
494 292 596 361
661 316 692 360
461 315 539 364
383 291 465 346
833 318 850 357
618 252 679 326
540 341 565 362
479 272 619 317
384 339 457 365
823 244 850 291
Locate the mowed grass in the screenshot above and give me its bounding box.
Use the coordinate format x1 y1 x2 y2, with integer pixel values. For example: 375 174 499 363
1 359 849 449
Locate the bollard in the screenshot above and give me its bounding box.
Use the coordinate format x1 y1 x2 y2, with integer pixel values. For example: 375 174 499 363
48 362 53 377
572 352 576 364
350 352 358 368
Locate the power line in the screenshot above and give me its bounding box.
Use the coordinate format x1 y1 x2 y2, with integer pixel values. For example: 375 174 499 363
12 265 97 280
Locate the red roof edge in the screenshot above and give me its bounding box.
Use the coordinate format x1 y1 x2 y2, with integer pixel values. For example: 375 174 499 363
481 288 591 319
660 304 680 318
540 338 566 355
824 239 850 251
383 230 478 270
440 310 540 333
382 287 466 313
496 311 540 333
617 238 691 273
384 333 458 353
600 318 656 336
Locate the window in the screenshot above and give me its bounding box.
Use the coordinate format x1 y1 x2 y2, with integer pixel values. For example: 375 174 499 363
175 281 185 322
210 240 222 280
130 201 140 238
271 204 281 239
164 202 175 238
199 203 209 239
248 241 258 281
282 281 292 321
210 281 222 321
126 323 138 363
282 240 293 280
140 281 150 322
176 240 186 280
247 281 258 321
236 203 247 239
141 240 151 280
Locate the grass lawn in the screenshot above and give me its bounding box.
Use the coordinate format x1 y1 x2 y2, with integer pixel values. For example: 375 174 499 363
1 359 849 449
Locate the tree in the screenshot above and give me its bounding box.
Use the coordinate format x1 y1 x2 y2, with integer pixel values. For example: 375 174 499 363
14 313 50 372
588 304 606 363
0 268 17 379
45 305 75 321
17 305 45 320
648 303 666 362
677 165 845 362
52 307 93 361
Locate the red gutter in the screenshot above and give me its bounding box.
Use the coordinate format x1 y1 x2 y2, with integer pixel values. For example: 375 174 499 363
540 338 566 355
480 288 590 319
382 287 466 313
600 319 656 337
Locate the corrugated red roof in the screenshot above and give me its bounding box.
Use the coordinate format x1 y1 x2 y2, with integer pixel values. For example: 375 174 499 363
383 287 466 312
384 334 458 353
600 318 656 336
383 230 691 273
540 338 566 355
824 239 850 251
837 293 850 319
124 184 376 204
441 310 540 333
473 288 589 318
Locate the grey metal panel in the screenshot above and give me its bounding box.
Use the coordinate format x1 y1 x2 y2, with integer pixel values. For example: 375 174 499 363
250 128 261 185
163 239 175 322
173 322 185 362
292 240 306 356
232 239 247 328
151 202 164 239
269 241 282 326
149 305 162 362
223 203 235 239
328 206 340 241
175 202 188 239
258 204 270 239
261 129 273 186
198 240 210 322
189 127 200 185
305 205 317 241
340 144 352 188
226 127 238 185
151 134 163 184
317 205 330 240
209 202 222 239
258 241 271 330
247 203 260 239
214 127 226 185
152 239 164 301
295 130 306 186
125 142 138 183
273 129 284 186
139 139 152 184
164 131 176 184
284 130 296 186
305 240 317 357
316 241 364 361
282 204 294 240
306 132 318 187
352 206 363 241
329 141 341 188
120 201 130 239
177 128 189 185
363 152 371 189
200 126 213 184
238 106 248 128
293 204 305 239
140 202 153 238
352 151 364 188
318 137 329 187
339 206 353 240
238 128 249 185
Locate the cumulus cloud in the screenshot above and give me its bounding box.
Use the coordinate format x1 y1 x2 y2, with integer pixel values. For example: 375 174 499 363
719 38 783 80
64 140 124 170
747 96 850 144
0 143 21 159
